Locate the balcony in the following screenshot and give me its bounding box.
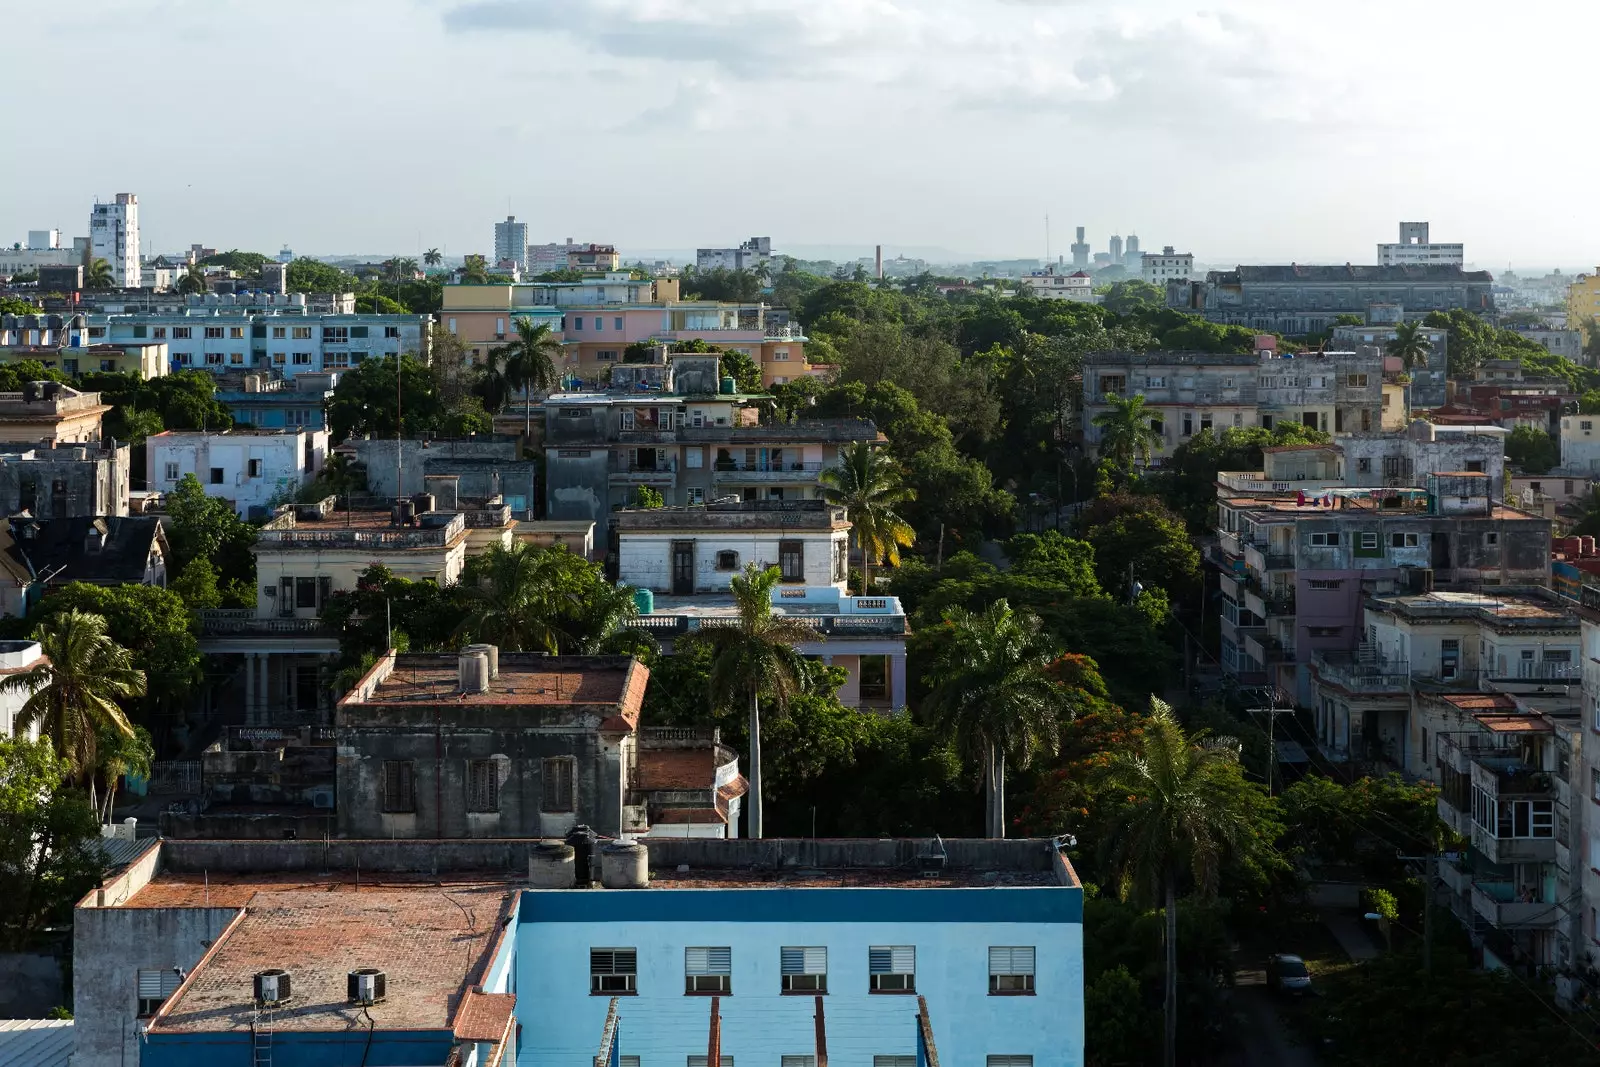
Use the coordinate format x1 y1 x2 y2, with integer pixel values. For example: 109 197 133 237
1471 755 1553 799
712 462 827 484
1470 882 1560 928
195 609 334 637
1436 796 1471 838
1244 542 1295 573
257 512 464 549
1438 855 1470 896
1470 825 1557 866
1313 650 1410 694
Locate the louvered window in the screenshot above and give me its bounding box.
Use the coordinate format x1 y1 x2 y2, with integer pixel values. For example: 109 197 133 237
685 946 732 994
874 1059 916 1067
780 946 827 993
781 1058 815 1067
591 948 637 994
989 946 1036 994
542 757 575 812
381 760 415 813
466 760 499 813
987 1058 1033 1067
687 1058 733 1067
868 946 915 992
137 968 181 1016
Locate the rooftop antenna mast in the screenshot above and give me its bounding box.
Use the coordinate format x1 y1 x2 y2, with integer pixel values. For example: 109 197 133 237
1044 214 1050 264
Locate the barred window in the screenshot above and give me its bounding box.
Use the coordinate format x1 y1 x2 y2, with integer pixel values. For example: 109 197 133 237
466 760 498 813
542 757 574 812
381 760 415 813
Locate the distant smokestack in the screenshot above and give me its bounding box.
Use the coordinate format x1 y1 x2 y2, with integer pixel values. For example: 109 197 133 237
875 245 883 279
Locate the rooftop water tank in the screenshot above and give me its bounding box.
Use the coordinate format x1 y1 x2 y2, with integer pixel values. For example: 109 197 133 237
633 587 653 615
528 842 577 888
720 375 736 395
600 842 649 889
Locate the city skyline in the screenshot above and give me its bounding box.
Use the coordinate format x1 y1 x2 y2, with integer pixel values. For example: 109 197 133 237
5 0 1596 268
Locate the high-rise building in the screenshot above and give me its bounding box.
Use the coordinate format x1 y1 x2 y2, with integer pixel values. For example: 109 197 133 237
89 193 139 288
1108 234 1123 263
1376 220 1463 267
1123 233 1141 271
277 246 294 263
494 215 528 270
1070 226 1089 269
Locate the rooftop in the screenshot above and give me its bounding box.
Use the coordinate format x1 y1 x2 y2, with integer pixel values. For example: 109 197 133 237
0 1019 72 1067
614 499 849 531
1372 589 1575 625
150 888 514 1033
339 653 648 723
125 871 519 909
1219 264 1494 283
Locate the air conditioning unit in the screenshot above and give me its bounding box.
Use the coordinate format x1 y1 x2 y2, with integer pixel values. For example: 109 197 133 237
347 968 386 1005
310 788 334 810
253 969 291 1006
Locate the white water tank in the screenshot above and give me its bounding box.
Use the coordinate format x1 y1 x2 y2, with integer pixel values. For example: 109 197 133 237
463 643 499 679
458 650 489 694
600 842 649 889
528 842 577 888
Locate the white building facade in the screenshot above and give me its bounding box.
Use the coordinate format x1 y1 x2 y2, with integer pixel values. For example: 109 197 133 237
1377 221 1465 267
696 237 773 273
147 428 326 519
1142 246 1194 284
1560 414 1600 474
1021 268 1095 302
89 194 140 288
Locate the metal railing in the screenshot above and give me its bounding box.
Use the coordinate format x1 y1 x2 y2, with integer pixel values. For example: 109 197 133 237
195 609 333 636
257 512 464 548
1313 649 1410 692
625 613 906 636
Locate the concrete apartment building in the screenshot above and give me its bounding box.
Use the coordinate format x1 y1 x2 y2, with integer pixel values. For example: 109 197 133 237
82 301 428 379
1213 464 1552 704
1142 246 1194 284
147 428 327 519
1506 324 1584 362
1559 413 1600 473
1565 269 1600 336
340 434 538 516
1021 267 1095 302
213 372 336 431
440 277 813 390
493 215 528 270
74 835 1082 1067
1339 421 1506 489
1169 264 1495 335
1376 221 1464 267
0 382 110 444
0 228 85 279
543 352 877 524
1329 305 1451 409
0 439 131 520
696 236 773 272
616 500 909 710
89 193 139 288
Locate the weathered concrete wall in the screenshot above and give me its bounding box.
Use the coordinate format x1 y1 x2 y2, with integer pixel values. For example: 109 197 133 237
0 443 129 519
544 449 609 522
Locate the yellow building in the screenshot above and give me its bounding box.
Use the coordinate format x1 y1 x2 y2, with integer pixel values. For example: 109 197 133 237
1566 269 1600 336
0 341 169 379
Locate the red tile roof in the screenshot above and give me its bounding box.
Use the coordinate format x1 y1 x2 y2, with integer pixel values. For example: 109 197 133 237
1438 693 1518 711
453 990 516 1042
636 749 716 790
654 808 728 825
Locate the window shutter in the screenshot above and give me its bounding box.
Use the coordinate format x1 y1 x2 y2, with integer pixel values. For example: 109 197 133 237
870 946 913 973
592 949 636 975
687 947 731 975
782 947 825 974
138 970 166 997
990 947 1035 975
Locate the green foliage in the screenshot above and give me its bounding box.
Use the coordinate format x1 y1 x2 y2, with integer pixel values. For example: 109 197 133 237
326 353 443 442
169 557 223 610
164 473 257 591
30 588 193 732
85 258 114 289
0 296 37 315
1084 963 1155 1067
631 485 664 508
1096 280 1166 315
197 249 271 276
286 257 355 293
0 360 71 392
1091 393 1164 478
681 265 766 301
1504 424 1558 474
1151 422 1333 532
320 564 463 668
0 736 102 949
81 370 233 432
454 544 641 656
355 293 406 314
1278 773 1441 882
718 350 763 393
818 441 915 590
1004 531 1103 597
1079 492 1201 601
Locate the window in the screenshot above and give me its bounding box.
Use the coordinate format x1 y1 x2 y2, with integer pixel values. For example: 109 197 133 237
1357 458 1372 473
859 656 889 703
294 577 318 609
987 1059 1033 1067
1307 579 1343 590
204 326 224 339
716 550 739 571
137 968 182 1016
229 352 244 365
293 352 312 365
153 327 167 339
685 947 732 994
323 326 349 343
619 409 636 431
1308 626 1342 638
1466 460 1484 473
324 353 350 369
1485 532 1499 546
598 350 618 362
542 756 574 812
1182 414 1193 436
228 326 244 339
989 946 1035 994
381 760 415 812
1390 532 1420 548
875 1059 917 1067
615 317 624 331
774 349 790 362
685 448 703 469
384 326 400 338
686 487 705 505
209 467 225 485
573 317 584 330
688 1059 733 1067
781 946 827 993
292 326 312 339
247 459 263 478
467 760 499 812
1309 532 1340 546
163 462 180 482
779 540 804 582
622 1059 640 1067
272 326 286 339
869 946 915 992
781 1059 816 1067
1347 374 1368 387
591 948 637 994
1099 374 1125 396
273 353 287 365
1145 375 1166 388
1359 532 1378 550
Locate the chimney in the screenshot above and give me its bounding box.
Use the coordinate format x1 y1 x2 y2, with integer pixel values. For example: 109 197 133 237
875 245 883 279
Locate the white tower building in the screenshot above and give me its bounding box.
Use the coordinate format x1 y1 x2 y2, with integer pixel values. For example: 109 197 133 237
89 193 140 287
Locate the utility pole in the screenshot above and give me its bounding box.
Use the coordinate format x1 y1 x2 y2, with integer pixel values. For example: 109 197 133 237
1396 847 1435 976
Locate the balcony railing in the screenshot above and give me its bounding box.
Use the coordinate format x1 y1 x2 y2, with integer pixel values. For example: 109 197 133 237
196 609 334 636
463 506 513 527
1313 649 1410 693
1470 881 1560 928
625 613 906 637
257 512 465 549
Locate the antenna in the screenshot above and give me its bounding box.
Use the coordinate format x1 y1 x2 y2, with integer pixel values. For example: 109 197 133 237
1044 213 1050 264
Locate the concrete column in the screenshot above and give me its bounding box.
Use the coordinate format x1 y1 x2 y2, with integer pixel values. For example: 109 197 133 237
890 651 907 711
260 654 273 720
243 653 257 724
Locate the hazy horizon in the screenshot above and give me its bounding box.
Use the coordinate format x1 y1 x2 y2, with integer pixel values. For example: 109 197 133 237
7 0 1594 270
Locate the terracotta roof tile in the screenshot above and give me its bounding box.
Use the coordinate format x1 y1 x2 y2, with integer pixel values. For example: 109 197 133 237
454 990 516 1042
636 750 715 790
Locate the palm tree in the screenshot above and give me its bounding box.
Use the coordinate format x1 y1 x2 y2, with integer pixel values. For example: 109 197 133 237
84 258 114 290
177 263 207 295
95 723 154 823
1095 698 1259 1067
1091 392 1163 477
456 541 569 653
461 255 489 285
2 610 146 786
388 257 418 283
1385 319 1434 372
818 441 915 592
487 317 563 445
423 248 443 268
924 600 1064 838
679 563 814 838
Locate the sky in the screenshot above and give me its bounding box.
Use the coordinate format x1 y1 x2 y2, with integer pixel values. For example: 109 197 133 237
7 0 1595 268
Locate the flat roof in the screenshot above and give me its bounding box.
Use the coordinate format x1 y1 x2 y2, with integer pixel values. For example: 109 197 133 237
1376 590 1573 621
151 888 514 1033
342 653 646 714
647 869 1058 888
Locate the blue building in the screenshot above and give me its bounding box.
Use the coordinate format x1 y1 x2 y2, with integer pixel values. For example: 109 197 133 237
213 374 335 431
78 838 1084 1067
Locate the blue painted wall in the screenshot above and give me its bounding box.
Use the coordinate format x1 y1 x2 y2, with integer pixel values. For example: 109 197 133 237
141 1028 456 1067
514 886 1084 1066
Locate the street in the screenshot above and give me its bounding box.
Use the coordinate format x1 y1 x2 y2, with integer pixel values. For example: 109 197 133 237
1221 966 1319 1067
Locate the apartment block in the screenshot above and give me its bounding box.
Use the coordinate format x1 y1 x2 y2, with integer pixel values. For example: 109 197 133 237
1142 246 1194 284
147 428 326 520
1377 221 1464 267
1082 350 1261 465
1339 421 1506 488
1330 308 1450 409
89 193 139 288
0 382 110 444
1170 264 1495 335
1021 267 1095 302
78 836 1081 1067
696 236 773 272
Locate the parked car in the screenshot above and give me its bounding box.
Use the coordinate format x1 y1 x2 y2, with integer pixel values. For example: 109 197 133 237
1267 953 1312 995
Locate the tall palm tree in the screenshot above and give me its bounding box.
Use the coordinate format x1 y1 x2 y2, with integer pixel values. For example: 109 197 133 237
487 317 563 445
680 563 814 838
2 610 146 784
1091 392 1163 477
389 257 419 282
455 541 569 653
1385 319 1434 372
177 263 207 295
84 258 115 290
461 255 489 285
95 723 154 823
423 248 443 268
924 600 1064 838
818 441 915 592
1095 698 1259 1067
